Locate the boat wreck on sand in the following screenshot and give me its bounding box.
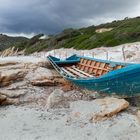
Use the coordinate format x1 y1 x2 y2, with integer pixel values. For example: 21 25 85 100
47 54 140 97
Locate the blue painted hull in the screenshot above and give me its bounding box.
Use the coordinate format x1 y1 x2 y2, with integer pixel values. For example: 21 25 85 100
66 69 140 97
47 55 140 97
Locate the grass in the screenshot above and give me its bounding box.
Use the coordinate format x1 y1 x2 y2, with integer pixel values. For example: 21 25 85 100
14 17 140 53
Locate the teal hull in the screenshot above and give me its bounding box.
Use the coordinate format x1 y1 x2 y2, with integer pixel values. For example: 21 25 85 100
47 55 140 97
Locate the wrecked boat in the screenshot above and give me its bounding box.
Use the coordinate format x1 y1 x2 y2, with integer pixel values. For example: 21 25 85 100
47 54 140 97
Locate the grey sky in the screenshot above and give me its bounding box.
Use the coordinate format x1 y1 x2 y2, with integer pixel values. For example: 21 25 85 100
0 0 140 37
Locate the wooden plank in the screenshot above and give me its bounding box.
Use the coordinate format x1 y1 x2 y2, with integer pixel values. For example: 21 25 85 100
96 69 103 76
84 60 91 72
87 60 92 73
77 59 118 77
101 63 106 75
104 64 109 69
100 63 106 68
87 60 93 73
82 59 88 71
61 68 76 77
92 61 98 75
80 59 86 71
81 58 84 63
89 61 96 74
72 66 93 77
95 62 102 76
97 63 106 76
79 58 84 69
66 67 88 78
102 70 107 75
78 63 109 71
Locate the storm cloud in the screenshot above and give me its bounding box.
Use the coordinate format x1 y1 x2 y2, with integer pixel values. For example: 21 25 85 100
0 0 140 35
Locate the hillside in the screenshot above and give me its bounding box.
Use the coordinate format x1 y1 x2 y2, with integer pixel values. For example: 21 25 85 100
60 17 140 49
2 17 140 54
0 34 29 51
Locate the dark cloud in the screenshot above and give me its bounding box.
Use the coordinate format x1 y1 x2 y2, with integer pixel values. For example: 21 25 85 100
0 0 140 35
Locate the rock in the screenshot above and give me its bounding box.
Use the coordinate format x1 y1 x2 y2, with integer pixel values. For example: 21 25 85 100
0 89 26 98
1 98 19 105
0 94 7 102
0 61 18 67
55 79 74 91
61 83 73 92
47 89 69 109
26 67 59 82
36 58 51 68
31 77 73 88
136 110 140 123
0 69 27 87
70 97 129 122
0 94 19 105
26 67 65 87
31 79 57 86
0 57 67 107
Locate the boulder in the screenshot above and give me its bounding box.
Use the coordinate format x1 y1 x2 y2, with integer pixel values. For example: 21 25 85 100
0 94 7 102
36 58 51 68
47 89 70 109
54 78 74 91
26 67 60 82
26 67 65 87
1 98 19 105
70 97 129 122
0 89 26 98
0 69 27 87
0 94 19 105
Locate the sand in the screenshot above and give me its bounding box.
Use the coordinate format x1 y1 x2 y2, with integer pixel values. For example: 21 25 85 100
0 105 140 140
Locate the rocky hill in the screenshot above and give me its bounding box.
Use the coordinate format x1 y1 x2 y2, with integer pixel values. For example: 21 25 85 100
0 34 28 51
1 17 140 54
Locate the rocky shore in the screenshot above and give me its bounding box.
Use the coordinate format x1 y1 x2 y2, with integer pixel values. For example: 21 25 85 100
0 55 140 140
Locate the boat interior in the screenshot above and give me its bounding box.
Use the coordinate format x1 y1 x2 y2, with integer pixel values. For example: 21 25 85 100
60 58 124 78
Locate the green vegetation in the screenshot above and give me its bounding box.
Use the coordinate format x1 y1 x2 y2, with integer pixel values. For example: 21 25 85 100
1 17 140 54
0 34 28 51
14 34 47 54
62 17 140 49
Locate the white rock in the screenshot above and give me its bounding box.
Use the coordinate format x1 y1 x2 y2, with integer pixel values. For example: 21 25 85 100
70 97 129 122
25 67 58 81
47 89 69 109
0 69 27 87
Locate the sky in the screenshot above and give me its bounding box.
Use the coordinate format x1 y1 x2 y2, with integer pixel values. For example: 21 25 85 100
0 0 140 38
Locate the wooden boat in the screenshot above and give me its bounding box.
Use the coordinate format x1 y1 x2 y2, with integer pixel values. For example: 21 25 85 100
47 54 140 97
